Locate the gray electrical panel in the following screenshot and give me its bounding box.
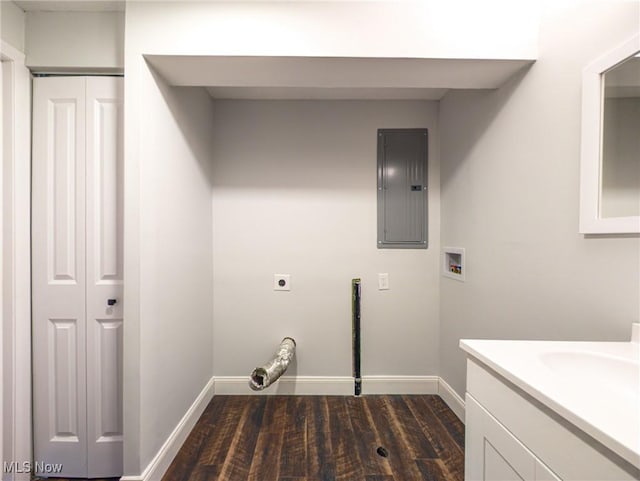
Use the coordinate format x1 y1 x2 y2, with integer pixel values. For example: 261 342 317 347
377 129 428 249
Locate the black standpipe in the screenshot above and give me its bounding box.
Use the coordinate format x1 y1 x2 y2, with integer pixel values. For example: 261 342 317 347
352 278 362 396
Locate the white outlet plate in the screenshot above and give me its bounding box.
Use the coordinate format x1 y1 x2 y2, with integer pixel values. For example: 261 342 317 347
378 273 389 290
274 274 291 291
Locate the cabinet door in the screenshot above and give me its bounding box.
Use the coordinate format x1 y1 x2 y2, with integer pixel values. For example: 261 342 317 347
466 394 536 481
536 459 561 481
466 394 562 481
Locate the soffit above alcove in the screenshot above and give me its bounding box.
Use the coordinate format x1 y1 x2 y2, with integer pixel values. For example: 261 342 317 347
145 55 534 100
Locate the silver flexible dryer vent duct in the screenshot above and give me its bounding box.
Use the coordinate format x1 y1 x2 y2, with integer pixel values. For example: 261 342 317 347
249 337 296 391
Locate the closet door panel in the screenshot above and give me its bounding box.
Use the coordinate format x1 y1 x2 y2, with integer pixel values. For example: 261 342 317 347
32 76 88 478
85 76 124 478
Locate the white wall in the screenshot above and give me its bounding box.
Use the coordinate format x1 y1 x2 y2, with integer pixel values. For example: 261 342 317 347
125 1 538 59
1 1 25 52
439 0 640 397
25 11 124 72
125 67 215 472
211 100 440 379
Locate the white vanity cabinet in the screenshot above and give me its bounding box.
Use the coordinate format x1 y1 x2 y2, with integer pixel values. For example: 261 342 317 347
466 394 559 481
463 357 640 481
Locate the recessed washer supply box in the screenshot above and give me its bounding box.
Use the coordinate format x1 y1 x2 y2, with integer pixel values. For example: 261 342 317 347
442 247 465 281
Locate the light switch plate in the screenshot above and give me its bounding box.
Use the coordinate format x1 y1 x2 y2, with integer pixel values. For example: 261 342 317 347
378 273 389 290
274 274 291 291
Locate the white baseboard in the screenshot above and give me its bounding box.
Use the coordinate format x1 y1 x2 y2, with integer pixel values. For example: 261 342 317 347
361 376 438 395
438 377 465 422
120 376 215 481
214 376 353 395
214 375 442 397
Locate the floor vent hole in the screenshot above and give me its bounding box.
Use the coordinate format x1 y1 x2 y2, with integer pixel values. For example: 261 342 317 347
376 446 389 458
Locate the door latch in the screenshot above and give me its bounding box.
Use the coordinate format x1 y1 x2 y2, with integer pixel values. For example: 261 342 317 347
107 299 117 306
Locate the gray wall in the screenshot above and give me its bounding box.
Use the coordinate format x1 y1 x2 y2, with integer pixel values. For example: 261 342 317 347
25 11 124 72
210 100 441 378
439 0 640 397
1 1 25 52
124 67 215 473
1 7 123 71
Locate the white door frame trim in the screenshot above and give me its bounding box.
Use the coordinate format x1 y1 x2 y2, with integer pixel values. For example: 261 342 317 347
1 40 32 481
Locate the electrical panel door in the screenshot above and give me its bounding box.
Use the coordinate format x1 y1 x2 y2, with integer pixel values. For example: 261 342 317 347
377 129 428 248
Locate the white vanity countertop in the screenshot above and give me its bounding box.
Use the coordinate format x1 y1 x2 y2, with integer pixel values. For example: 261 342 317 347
459 339 640 468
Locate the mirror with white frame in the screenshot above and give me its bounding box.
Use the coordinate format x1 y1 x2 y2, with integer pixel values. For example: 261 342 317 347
580 33 640 234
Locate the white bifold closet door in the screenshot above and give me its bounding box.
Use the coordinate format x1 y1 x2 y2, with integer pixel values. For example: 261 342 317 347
32 76 123 478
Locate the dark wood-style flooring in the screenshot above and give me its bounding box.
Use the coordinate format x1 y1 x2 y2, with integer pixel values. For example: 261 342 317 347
163 395 464 481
